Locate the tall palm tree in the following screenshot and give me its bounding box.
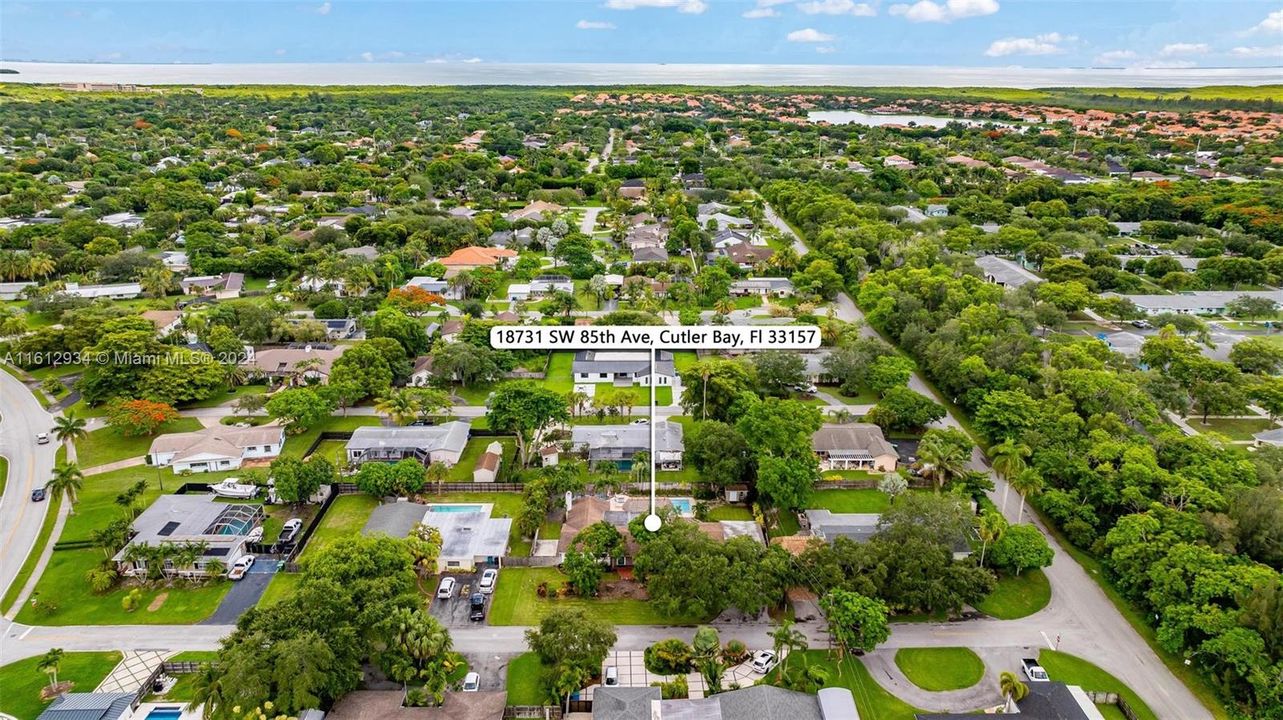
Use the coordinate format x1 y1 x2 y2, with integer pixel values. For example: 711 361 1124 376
140 266 175 299
1009 469 1045 524
916 433 969 492
977 509 1007 567
28 253 56 280
769 619 808 662
990 439 1031 514
47 462 84 507
52 412 88 447
376 390 419 426
566 390 590 418
425 462 449 495
37 648 64 691
186 662 226 719
998 671 1028 712
714 298 735 317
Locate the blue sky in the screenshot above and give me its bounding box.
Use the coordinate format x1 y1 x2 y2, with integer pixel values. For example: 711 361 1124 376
2 1 1280 67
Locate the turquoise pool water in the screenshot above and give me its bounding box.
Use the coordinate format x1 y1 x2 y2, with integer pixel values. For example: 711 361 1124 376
428 505 484 513
145 708 183 720
669 498 692 514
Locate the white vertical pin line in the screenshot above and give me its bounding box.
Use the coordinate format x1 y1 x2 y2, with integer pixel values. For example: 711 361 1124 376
649 345 657 518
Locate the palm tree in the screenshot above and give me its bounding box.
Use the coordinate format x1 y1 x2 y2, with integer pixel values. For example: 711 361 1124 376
186 662 226 719
47 462 85 506
566 390 590 418
37 648 64 691
52 412 88 447
916 433 969 492
990 439 1031 514
714 298 735 317
1009 469 1045 524
27 253 56 280
551 663 590 714
425 461 449 495
140 266 175 299
770 619 808 662
998 671 1028 712
376 389 419 425
977 509 1007 567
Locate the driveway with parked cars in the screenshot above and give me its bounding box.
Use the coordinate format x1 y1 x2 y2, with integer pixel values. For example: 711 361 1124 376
430 570 490 627
201 558 280 625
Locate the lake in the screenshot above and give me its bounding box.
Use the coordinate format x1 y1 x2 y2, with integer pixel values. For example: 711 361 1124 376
1 62 1279 88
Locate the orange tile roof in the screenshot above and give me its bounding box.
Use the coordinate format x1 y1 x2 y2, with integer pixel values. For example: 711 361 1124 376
439 246 518 267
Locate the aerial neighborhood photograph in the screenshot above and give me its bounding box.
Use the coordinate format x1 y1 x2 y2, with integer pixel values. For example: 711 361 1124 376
0 2 1280 720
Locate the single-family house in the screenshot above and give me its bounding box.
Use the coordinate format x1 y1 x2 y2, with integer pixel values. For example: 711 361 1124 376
883 155 917 169
632 246 669 263
148 425 286 473
61 281 142 300
712 229 753 249
100 212 145 229
345 421 471 466
592 684 847 720
618 179 647 199
505 200 565 223
34 693 135 720
679 172 706 190
571 421 684 469
160 250 190 271
697 212 752 230
925 204 949 217
180 272 244 299
506 283 531 302
473 441 503 483
719 242 774 270
447 206 478 220
296 275 351 296
404 276 461 300
240 344 348 384
409 355 434 386
113 495 264 577
799 350 837 384
319 317 358 339
1253 428 1283 448
573 350 674 386
529 274 574 295
438 246 518 276
974 255 1042 289
141 309 183 337
915 681 1108 720
362 502 509 572
0 281 36 300
730 277 794 297
339 244 380 261
812 423 898 472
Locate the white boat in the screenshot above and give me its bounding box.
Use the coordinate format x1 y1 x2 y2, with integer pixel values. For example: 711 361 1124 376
209 478 259 499
245 526 264 543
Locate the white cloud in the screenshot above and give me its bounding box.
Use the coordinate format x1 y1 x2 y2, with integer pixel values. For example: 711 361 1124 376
787 27 835 42
463 57 483 63
1160 42 1209 56
605 0 708 14
315 1 331 14
743 7 779 17
576 19 617 29
815 45 837 53
1094 49 1137 65
1230 45 1283 58
984 32 1073 57
889 0 997 22
1146 59 1197 68
274 48 287 56
360 51 374 62
1250 8 1283 34
798 0 876 16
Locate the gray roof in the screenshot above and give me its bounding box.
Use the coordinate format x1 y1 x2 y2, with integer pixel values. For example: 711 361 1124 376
974 255 1042 288
426 504 511 560
647 685 822 720
731 277 793 291
339 245 379 260
345 422 470 455
633 246 669 262
1253 428 1283 446
1102 290 1283 313
805 509 881 543
364 501 429 538
573 350 674 378
593 687 661 720
36 693 134 720
572 421 684 454
116 494 261 560
818 688 860 720
812 423 896 459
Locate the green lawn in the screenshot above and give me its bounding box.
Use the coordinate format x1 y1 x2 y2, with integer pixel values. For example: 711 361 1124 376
488 567 709 626
505 652 546 706
544 352 574 394
177 384 267 410
258 572 303 607
298 494 380 560
538 520 562 540
447 437 518 482
821 384 879 404
706 505 752 521
672 351 699 374
0 651 123 720
974 569 1051 619
1191 417 1275 441
808 489 889 514
1 491 61 614
769 509 801 537
14 547 231 625
305 439 348 466
770 651 923 720
592 384 674 407
0 456 7 500
76 418 203 470
280 415 383 458
1038 650 1158 720
893 648 984 691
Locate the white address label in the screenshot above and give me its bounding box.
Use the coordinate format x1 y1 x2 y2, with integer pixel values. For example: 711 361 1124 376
489 325 822 351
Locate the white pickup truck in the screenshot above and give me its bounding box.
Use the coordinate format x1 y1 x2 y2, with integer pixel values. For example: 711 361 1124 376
1022 657 1050 682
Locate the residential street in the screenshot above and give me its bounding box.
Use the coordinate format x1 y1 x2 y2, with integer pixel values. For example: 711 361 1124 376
0 369 58 609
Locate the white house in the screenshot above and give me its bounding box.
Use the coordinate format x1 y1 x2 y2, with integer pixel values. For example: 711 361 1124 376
571 421 684 469
345 422 471 466
729 277 794 297
147 425 286 473
403 276 461 300
0 281 36 300
572 350 674 386
62 282 142 300
1102 290 1283 316
180 272 244 299
974 255 1043 289
100 212 144 229
114 495 263 578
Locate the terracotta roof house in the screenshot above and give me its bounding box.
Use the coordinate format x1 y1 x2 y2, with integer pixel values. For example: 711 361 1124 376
438 246 518 276
811 423 898 472
141 309 183 336
147 425 285 473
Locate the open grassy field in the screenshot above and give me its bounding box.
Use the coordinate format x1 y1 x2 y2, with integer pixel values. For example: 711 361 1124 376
298 494 380 560
975 569 1051 620
1038 650 1158 720
447 437 518 482
505 652 546 706
770 651 924 720
488 567 709 626
76 418 203 470
1192 417 1275 441
0 651 123 720
894 648 984 691
808 488 890 514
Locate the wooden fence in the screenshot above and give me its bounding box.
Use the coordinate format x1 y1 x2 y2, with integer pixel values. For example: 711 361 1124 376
503 706 562 719
1085 691 1139 720
161 661 207 674
503 556 560 567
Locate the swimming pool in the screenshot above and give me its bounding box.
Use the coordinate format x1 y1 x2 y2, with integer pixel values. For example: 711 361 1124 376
427 504 485 513
144 708 183 720
669 498 693 515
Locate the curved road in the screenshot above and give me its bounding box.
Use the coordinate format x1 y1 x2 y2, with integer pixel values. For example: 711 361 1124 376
0 368 58 611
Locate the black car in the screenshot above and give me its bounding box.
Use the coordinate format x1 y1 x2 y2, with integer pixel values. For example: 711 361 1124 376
469 592 486 622
31 487 47 502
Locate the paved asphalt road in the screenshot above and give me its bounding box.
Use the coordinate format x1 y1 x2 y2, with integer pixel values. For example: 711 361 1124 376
0 369 58 609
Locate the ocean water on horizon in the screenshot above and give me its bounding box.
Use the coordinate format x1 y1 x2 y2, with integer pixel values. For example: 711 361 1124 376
1 61 1279 88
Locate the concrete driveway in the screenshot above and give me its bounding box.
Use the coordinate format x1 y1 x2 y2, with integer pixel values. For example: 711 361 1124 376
429 571 489 627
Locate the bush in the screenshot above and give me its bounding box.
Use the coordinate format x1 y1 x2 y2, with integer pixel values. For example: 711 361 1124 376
121 588 143 612
644 638 694 675
723 640 749 665
313 299 348 319
652 675 689 699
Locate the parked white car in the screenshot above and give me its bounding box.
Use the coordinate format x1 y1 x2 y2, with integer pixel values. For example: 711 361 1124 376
278 518 303 543
479 568 498 594
462 672 480 692
228 555 256 581
436 576 457 599
750 650 779 674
